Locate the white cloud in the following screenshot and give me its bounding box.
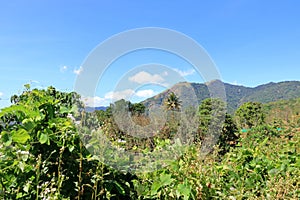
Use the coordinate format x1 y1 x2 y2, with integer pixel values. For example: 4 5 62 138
0 92 3 97
129 71 165 84
82 89 156 107
82 90 134 107
73 66 83 75
30 80 40 84
82 96 108 107
173 68 195 77
105 89 135 100
60 65 68 73
135 89 155 98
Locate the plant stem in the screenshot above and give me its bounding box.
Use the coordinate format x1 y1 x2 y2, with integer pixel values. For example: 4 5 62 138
36 154 42 200
78 141 83 199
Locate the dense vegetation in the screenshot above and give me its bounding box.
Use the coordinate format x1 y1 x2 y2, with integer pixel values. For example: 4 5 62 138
0 85 299 199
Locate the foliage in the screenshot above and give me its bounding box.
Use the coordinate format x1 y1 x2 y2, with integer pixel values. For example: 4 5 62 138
235 102 265 129
134 124 299 199
243 81 300 104
197 98 238 154
1 85 300 199
0 86 136 199
129 102 146 116
197 98 226 140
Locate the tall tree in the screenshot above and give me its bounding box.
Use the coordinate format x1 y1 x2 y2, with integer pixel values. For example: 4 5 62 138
235 102 265 129
197 98 238 154
198 98 226 141
162 92 182 138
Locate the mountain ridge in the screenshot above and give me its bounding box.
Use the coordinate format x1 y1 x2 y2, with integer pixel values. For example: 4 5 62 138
142 80 300 114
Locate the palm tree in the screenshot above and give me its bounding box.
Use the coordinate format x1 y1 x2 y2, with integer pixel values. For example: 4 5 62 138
164 92 181 111
163 92 182 138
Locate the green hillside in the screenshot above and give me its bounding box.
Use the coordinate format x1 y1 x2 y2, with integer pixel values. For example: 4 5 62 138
143 80 300 113
264 97 300 124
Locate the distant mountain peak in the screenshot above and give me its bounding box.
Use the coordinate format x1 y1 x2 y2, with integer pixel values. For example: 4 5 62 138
205 79 223 85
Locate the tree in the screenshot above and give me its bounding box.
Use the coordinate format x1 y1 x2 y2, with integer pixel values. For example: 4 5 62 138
235 102 265 129
197 98 226 141
163 92 182 134
197 98 238 154
129 102 146 116
164 92 181 112
219 113 238 154
111 99 130 113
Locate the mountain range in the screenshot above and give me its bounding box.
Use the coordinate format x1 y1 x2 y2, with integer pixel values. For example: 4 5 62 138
142 80 300 114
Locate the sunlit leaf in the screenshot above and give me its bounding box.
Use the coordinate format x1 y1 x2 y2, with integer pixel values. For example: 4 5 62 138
159 173 174 187
150 182 161 196
12 129 30 144
39 132 48 144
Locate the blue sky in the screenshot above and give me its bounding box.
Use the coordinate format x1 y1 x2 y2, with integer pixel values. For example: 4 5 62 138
1 0 300 108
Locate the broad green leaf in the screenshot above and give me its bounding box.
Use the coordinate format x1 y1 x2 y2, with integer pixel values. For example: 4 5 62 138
12 129 30 144
150 182 161 196
16 192 24 199
177 183 191 200
159 173 174 186
60 106 70 114
0 105 27 118
39 132 49 144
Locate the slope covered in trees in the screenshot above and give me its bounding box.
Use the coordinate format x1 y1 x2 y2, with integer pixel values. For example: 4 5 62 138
143 80 300 114
264 97 300 125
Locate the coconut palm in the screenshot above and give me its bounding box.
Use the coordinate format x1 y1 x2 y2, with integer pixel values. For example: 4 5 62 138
163 92 182 138
164 92 182 111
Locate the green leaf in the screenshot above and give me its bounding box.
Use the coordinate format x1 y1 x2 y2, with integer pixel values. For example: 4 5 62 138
1 131 12 146
22 118 35 131
39 103 55 119
67 144 75 152
18 161 25 172
60 106 70 114
0 105 27 118
23 182 30 193
177 183 191 198
150 182 161 196
16 192 24 199
159 173 174 187
39 132 49 144
12 129 30 144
